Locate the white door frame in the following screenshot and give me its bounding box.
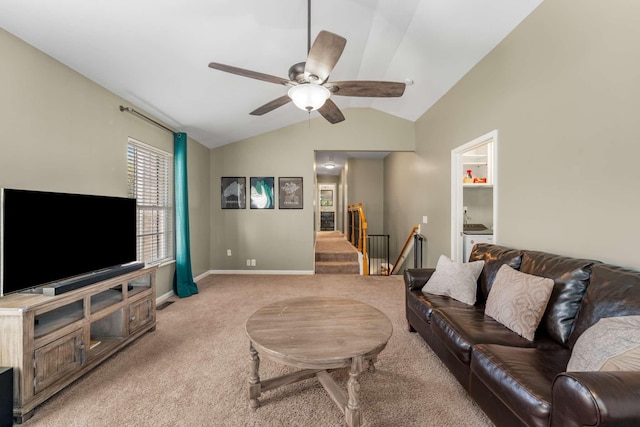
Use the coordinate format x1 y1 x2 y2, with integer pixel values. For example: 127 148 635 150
451 130 498 261
319 183 337 231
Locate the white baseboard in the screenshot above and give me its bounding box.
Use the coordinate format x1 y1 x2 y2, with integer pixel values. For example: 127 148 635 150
155 271 212 304
194 271 210 282
208 270 314 275
156 290 174 304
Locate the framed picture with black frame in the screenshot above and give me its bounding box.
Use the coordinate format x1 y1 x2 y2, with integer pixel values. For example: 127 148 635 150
278 177 303 209
221 177 246 209
250 177 275 209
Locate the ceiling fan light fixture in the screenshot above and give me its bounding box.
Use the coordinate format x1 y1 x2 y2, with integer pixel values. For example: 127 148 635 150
288 83 330 112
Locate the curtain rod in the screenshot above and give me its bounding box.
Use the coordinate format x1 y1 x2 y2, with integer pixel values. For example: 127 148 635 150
119 105 175 134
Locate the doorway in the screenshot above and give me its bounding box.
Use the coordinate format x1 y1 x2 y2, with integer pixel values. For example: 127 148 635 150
451 130 498 261
319 183 336 231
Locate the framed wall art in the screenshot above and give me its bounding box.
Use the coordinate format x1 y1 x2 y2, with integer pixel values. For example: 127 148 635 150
278 177 303 209
221 177 246 209
250 177 274 209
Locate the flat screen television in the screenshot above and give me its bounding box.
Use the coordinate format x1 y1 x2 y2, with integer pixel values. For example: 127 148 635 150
0 188 139 296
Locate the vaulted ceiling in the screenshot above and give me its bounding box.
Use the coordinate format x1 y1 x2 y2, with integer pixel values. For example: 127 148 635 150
1 0 542 149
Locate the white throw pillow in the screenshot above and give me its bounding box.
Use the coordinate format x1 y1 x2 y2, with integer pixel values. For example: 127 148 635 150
421 255 484 305
567 316 640 372
485 264 554 341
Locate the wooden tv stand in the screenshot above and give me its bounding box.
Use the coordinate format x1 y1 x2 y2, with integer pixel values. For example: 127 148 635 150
0 266 157 423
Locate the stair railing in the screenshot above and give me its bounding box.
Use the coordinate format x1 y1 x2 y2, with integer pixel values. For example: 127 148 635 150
366 234 390 276
347 204 356 245
413 232 426 268
347 203 369 275
390 225 419 275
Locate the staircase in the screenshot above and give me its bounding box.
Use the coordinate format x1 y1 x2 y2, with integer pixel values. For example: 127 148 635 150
315 231 360 274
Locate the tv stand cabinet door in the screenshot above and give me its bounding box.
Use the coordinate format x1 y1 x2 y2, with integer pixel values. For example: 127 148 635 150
129 296 154 334
33 329 83 394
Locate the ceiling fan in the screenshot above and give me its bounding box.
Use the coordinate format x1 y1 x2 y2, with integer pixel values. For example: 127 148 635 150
208 0 406 124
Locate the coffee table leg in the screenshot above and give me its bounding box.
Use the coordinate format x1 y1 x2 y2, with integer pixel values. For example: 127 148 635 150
367 355 378 372
249 342 261 409
345 356 364 427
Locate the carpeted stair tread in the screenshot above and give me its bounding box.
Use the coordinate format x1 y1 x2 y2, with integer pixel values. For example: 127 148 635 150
315 261 360 274
315 251 359 263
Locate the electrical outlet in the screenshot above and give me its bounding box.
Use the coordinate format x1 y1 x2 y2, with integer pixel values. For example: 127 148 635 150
422 215 428 224
246 259 250 266
463 206 468 214
251 259 256 266
227 249 232 256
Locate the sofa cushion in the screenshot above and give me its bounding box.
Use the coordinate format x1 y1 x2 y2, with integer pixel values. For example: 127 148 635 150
468 243 524 304
431 307 562 365
568 263 640 348
406 290 477 324
470 344 571 427
519 250 598 346
404 268 436 291
567 315 640 371
485 265 554 341
421 255 484 305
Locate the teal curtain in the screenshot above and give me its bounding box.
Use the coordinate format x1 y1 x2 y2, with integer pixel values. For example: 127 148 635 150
173 132 198 298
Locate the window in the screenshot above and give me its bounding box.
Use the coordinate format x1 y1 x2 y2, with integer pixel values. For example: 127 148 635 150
127 138 174 264
320 190 333 206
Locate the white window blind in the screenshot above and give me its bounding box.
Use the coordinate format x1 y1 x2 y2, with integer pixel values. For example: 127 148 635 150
127 138 174 264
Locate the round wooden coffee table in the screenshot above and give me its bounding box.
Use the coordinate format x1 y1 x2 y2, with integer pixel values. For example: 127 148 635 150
245 296 393 427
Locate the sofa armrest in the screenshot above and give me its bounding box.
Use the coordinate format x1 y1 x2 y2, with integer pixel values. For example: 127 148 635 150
551 371 640 427
404 268 436 291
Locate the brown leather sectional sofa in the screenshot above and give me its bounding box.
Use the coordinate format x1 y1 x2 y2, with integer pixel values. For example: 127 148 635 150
404 243 640 427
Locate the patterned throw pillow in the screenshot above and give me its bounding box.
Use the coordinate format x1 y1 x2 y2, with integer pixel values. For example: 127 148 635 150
421 255 484 305
485 264 554 341
567 316 640 371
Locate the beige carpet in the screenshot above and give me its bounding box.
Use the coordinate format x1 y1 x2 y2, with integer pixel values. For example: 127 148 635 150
22 274 493 427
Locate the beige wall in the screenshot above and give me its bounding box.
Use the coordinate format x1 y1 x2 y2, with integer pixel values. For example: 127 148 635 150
384 152 422 267
347 158 385 235
0 29 211 297
386 0 640 270
210 109 414 272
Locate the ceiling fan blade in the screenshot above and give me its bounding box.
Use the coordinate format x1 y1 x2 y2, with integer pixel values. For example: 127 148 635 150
305 31 347 83
250 95 292 116
327 81 406 97
208 62 294 86
317 99 345 124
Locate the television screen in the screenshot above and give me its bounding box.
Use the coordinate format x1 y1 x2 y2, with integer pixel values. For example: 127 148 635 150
1 188 137 295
